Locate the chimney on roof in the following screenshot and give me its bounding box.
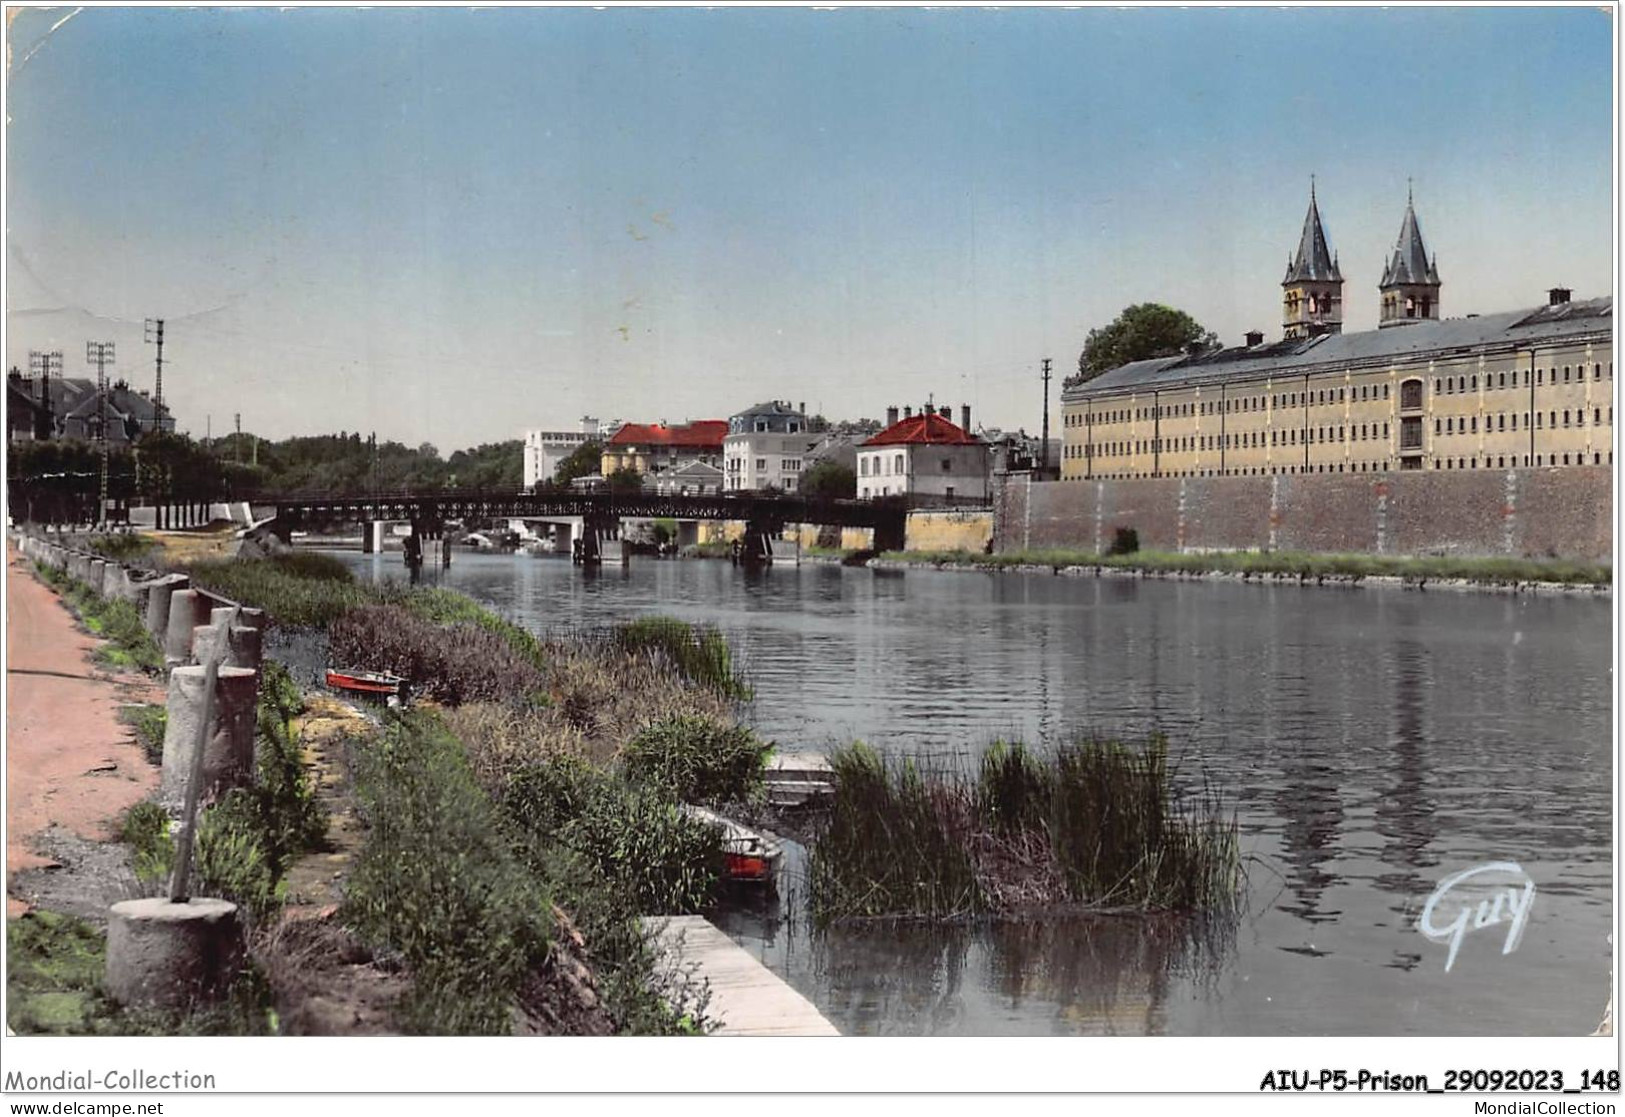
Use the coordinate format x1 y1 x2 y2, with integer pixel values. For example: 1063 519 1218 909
961 404 971 432
1548 287 1572 306
939 405 951 419
799 401 805 415
1184 341 1205 357
1245 329 1264 348
903 405 913 419
887 406 899 426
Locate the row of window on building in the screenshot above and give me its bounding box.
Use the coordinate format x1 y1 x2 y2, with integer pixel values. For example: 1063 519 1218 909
1067 361 1613 431
859 453 908 476
1076 420 1399 458
1435 407 1611 435
1081 449 1613 481
1434 362 1611 394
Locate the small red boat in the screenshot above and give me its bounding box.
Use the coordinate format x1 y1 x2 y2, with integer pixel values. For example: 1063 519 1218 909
325 668 407 698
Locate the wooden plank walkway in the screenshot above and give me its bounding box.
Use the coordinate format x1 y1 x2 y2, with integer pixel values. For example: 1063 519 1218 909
644 915 840 1036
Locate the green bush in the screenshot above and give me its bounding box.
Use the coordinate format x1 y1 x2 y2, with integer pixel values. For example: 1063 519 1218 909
1108 527 1140 555
504 753 725 915
613 616 750 699
621 715 771 805
975 740 1052 836
343 711 552 1035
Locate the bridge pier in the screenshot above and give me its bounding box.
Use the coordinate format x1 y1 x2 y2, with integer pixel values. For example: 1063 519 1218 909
362 521 385 554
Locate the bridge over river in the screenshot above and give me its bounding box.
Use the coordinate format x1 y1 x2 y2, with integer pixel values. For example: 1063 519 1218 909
264 488 917 564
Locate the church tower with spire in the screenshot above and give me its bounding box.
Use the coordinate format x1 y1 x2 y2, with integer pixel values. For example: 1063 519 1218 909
1282 181 1344 339
1378 185 1441 327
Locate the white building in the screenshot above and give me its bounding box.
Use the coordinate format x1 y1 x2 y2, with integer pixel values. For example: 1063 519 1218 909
523 416 620 490
856 408 989 501
723 400 813 492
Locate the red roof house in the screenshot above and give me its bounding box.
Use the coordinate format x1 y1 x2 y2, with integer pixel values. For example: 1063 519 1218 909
861 412 979 446
602 420 728 478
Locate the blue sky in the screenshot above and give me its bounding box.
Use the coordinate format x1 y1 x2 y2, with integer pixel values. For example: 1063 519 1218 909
6 5 1614 450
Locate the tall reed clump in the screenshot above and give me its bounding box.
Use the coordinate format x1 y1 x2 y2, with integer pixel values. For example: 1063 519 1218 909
613 616 752 699
184 553 373 628
343 709 553 1035
328 604 547 705
809 737 1240 921
809 743 982 919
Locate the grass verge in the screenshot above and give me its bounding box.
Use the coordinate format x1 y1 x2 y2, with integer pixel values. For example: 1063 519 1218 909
32 562 163 673
6 909 274 1036
882 548 1611 586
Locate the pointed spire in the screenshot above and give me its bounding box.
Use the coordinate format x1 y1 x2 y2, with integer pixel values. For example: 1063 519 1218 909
1382 187 1439 289
1284 181 1341 284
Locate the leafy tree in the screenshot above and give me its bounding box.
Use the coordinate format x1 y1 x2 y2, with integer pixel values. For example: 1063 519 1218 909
606 466 645 494
1073 303 1218 384
799 460 856 499
447 440 523 491
549 440 604 490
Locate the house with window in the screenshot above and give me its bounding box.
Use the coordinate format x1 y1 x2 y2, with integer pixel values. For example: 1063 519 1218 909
523 416 621 490
601 419 728 480
856 407 990 501
723 400 813 491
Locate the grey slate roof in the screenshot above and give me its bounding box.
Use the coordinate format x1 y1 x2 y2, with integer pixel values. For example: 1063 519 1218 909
1283 188 1342 284
1379 199 1440 288
1065 296 1612 401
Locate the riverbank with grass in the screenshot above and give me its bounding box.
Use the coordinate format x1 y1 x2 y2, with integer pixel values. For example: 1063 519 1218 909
147 543 757 1033
874 547 1611 592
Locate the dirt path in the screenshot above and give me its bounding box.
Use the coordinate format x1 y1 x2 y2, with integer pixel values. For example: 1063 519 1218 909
5 543 161 918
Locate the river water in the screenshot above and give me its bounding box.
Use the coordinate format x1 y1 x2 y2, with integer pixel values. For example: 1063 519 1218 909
332 550 1613 1036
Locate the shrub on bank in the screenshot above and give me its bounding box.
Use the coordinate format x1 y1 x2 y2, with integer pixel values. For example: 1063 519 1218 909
399 587 548 670
328 604 547 705
344 710 553 1035
621 714 772 806
503 752 725 915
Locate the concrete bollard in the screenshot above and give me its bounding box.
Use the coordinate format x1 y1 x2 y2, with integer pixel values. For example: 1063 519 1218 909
89 559 109 597
143 574 189 639
107 565 138 604
105 897 242 1011
192 623 263 674
68 552 90 584
159 665 259 802
163 589 214 666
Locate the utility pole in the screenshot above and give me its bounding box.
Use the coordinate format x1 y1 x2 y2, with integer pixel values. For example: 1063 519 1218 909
29 350 61 440
144 318 165 432
235 413 242 465
87 341 115 527
1040 357 1053 479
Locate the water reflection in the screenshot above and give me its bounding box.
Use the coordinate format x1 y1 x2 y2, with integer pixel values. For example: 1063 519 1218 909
329 551 1611 1034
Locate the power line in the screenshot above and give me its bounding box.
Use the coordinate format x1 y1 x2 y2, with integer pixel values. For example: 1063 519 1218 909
86 341 115 527
1040 357 1053 479
145 318 166 432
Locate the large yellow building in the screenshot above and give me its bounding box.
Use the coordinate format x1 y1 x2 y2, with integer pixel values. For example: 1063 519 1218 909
1061 192 1613 480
